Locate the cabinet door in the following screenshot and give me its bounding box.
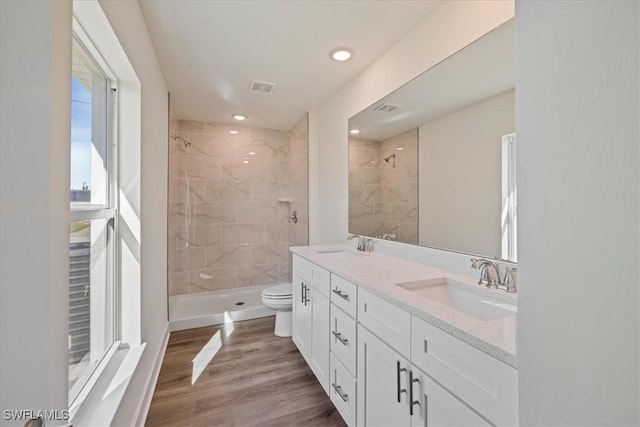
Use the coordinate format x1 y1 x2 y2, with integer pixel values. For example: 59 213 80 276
309 287 330 394
410 367 490 427
357 325 411 427
292 274 311 360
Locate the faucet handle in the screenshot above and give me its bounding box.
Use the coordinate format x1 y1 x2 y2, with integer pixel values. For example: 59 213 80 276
503 266 518 293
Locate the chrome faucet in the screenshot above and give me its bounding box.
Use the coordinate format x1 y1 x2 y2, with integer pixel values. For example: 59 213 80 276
471 258 501 288
348 234 374 252
470 258 517 293
382 233 397 241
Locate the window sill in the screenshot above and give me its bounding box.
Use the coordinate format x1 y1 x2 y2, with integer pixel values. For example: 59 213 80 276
69 343 146 427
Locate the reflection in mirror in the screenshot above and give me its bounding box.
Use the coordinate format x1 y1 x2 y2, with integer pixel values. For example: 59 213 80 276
348 19 515 261
349 129 418 243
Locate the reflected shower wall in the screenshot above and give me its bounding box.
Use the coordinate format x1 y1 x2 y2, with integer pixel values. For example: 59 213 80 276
349 128 418 243
167 115 309 296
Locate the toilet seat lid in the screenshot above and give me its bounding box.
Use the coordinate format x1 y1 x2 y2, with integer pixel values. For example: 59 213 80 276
262 283 293 298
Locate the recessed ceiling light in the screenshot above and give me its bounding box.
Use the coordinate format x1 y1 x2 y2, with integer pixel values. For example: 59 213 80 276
330 47 353 62
349 129 360 135
232 114 247 121
243 160 249 164
397 147 404 151
229 130 238 135
249 151 256 155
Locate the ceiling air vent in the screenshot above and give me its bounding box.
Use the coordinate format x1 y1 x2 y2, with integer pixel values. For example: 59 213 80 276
249 80 277 95
373 103 401 113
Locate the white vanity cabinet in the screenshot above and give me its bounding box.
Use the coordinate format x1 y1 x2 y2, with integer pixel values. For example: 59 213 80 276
411 316 518 426
410 366 490 426
357 324 411 427
291 252 518 427
329 272 359 425
292 272 312 357
292 257 330 394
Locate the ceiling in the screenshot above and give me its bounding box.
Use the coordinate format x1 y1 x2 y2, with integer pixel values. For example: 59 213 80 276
350 19 515 141
139 1 440 131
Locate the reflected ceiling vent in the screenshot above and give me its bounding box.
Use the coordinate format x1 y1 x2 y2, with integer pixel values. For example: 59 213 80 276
373 103 401 113
249 80 277 95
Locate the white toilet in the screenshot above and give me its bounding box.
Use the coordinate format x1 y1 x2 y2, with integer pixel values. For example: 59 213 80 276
261 283 293 337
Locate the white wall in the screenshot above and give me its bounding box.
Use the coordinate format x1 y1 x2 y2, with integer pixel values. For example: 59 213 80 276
0 2 71 425
95 0 169 424
0 1 169 425
517 1 639 425
419 90 515 257
311 0 515 245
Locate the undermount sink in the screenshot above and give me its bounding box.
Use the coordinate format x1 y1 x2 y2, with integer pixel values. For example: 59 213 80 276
314 248 366 258
396 278 517 321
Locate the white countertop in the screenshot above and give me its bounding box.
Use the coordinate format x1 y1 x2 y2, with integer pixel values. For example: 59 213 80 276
290 244 518 368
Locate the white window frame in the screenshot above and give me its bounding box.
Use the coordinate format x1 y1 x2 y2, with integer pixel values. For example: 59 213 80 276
68 24 121 410
501 133 517 262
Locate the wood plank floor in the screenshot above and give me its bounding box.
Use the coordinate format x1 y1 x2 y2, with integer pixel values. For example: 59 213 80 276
146 316 346 426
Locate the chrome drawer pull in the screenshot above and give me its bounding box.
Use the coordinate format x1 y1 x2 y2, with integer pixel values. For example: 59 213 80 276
397 361 407 402
409 370 420 416
332 288 350 301
332 382 349 402
332 330 349 345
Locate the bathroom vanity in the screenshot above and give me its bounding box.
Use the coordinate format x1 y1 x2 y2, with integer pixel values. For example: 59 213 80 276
291 245 518 427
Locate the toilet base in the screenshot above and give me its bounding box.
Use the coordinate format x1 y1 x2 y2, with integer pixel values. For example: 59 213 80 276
274 310 292 337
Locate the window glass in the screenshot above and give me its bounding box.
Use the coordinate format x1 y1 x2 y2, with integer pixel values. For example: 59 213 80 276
71 37 109 207
68 219 115 402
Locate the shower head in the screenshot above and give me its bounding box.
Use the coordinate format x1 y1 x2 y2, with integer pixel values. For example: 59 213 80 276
384 153 397 168
171 135 191 148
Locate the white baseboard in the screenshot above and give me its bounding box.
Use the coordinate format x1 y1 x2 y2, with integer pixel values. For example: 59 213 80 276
133 322 170 426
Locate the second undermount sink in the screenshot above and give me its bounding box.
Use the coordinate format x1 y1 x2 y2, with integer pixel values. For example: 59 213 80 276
396 278 517 321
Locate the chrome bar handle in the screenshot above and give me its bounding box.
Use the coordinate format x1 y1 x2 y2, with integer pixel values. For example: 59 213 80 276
332 288 350 301
332 330 349 346
409 370 420 416
304 284 310 305
397 361 407 402
300 281 305 304
332 382 349 402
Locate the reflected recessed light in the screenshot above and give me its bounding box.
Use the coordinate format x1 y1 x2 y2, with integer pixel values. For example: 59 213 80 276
229 130 238 135
248 151 256 155
349 129 360 135
243 160 249 164
232 114 247 121
330 48 353 62
397 147 404 151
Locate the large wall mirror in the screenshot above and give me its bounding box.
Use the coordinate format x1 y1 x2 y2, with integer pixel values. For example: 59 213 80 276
348 19 516 261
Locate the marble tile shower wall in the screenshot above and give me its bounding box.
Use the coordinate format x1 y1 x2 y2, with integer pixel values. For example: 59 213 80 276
168 116 309 296
348 129 418 243
349 137 381 237
379 129 418 243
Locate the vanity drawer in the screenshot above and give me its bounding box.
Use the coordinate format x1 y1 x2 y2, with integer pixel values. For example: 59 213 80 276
330 274 357 318
358 288 411 359
308 261 330 298
330 353 356 427
411 316 518 426
330 303 357 376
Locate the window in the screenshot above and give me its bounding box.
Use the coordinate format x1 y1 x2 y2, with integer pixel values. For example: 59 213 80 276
68 35 118 404
501 133 517 262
